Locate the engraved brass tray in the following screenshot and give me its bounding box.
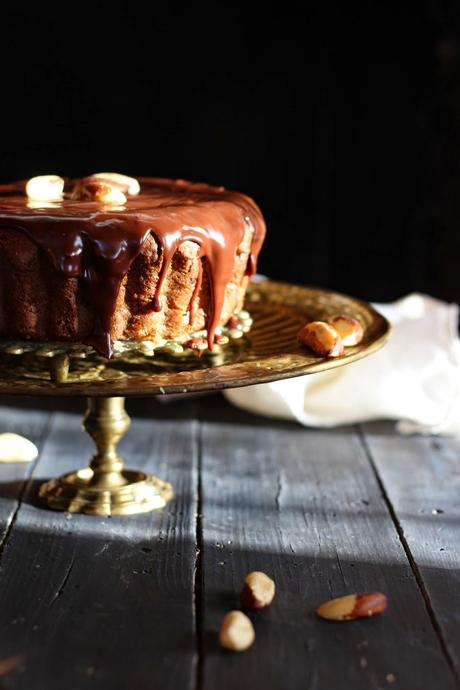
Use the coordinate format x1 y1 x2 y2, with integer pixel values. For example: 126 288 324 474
0 281 391 516
0 281 390 396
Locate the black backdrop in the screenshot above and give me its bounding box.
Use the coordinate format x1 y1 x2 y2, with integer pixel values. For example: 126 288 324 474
1 1 459 304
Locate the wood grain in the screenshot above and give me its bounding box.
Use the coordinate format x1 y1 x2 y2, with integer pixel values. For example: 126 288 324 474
199 420 457 690
0 410 198 690
0 397 458 690
0 405 51 546
362 422 460 683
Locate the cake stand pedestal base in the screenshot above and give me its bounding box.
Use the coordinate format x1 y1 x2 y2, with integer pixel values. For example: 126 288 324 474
38 396 173 516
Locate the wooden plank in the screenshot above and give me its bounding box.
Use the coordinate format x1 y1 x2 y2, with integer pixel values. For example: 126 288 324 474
0 404 52 542
199 420 458 690
0 409 198 690
361 421 460 681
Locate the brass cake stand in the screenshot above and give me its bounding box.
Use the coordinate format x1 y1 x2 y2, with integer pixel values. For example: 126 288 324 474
0 281 391 516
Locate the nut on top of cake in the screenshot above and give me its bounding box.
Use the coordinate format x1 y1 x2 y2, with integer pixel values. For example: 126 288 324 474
0 173 266 356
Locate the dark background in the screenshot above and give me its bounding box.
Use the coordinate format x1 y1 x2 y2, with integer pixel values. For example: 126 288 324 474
0 1 459 304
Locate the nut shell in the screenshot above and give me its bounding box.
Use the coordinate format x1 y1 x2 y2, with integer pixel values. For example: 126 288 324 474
219 611 255 651
298 321 344 358
72 179 127 205
0 433 38 463
91 172 140 196
330 315 364 346
26 175 64 202
240 571 275 609
316 592 388 621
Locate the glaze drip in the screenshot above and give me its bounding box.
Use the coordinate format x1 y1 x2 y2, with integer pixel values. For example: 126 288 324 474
0 177 265 356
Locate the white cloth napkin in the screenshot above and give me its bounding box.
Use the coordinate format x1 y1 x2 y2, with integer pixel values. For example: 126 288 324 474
224 294 460 435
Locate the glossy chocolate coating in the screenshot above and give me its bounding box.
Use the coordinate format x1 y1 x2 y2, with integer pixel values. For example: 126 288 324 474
0 177 266 356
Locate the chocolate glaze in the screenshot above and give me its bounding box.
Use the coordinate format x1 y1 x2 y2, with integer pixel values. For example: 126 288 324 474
0 177 266 356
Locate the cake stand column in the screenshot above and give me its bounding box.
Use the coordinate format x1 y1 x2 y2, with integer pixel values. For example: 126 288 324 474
84 397 130 489
38 396 173 516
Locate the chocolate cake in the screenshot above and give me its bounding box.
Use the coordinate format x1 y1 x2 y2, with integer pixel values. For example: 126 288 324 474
0 174 266 357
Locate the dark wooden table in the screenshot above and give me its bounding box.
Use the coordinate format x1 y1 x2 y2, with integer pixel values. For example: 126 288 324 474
0 393 458 690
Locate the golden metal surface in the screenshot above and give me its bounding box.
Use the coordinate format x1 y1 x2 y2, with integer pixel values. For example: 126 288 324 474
4 281 391 517
0 281 391 396
38 397 173 516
